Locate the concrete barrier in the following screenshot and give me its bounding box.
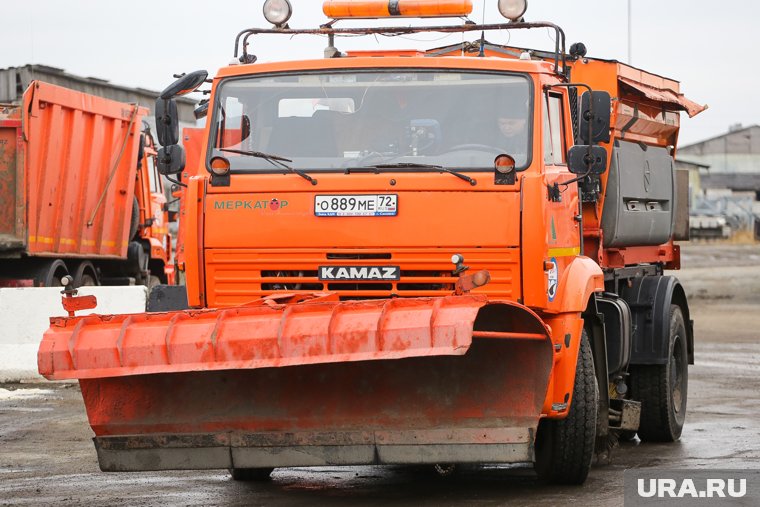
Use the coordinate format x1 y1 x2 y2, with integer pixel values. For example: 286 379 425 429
0 287 147 382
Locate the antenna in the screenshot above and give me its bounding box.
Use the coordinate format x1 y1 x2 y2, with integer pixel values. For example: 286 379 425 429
478 0 487 57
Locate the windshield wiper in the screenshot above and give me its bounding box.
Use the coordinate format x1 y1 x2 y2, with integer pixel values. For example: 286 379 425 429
361 163 477 186
218 148 317 185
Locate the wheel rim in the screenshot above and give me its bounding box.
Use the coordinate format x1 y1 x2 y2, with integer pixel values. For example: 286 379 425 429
670 335 685 416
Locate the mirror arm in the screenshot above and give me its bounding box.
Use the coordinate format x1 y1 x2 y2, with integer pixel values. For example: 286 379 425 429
560 167 591 188
165 175 187 188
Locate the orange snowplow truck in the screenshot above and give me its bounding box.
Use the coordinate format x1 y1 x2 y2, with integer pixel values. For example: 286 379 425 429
39 0 705 485
0 81 174 287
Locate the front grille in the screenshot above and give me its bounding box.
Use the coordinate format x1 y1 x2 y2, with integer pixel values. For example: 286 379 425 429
261 269 454 295
326 253 392 260
206 248 518 306
261 270 321 291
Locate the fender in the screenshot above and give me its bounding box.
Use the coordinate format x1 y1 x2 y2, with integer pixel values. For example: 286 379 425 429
621 275 694 365
540 257 605 422
553 256 605 313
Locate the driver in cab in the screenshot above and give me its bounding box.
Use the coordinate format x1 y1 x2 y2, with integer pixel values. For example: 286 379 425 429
494 102 529 166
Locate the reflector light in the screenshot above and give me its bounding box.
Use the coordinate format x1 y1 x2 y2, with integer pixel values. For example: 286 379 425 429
263 0 293 26
210 157 231 176
497 0 527 21
323 0 473 19
494 154 516 174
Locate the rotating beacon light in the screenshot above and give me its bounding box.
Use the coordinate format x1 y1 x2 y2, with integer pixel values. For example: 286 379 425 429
323 0 473 19
263 0 293 27
497 0 527 21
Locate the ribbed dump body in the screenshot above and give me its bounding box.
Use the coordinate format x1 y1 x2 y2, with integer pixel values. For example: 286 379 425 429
0 81 145 258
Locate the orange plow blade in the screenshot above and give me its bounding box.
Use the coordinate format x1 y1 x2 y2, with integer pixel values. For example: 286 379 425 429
38 295 555 471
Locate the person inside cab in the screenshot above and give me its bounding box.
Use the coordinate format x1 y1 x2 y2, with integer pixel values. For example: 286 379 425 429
495 103 528 160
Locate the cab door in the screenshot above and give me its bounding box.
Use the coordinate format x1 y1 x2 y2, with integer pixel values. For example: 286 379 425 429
542 91 581 309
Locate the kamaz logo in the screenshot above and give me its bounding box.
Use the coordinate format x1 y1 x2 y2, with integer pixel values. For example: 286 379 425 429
319 266 400 281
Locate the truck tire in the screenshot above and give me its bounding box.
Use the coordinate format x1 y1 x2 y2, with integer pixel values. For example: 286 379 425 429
128 197 140 241
229 467 274 481
40 259 70 288
534 330 598 485
629 305 688 442
72 261 99 287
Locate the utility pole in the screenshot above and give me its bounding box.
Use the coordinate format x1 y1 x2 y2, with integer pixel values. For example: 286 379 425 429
627 0 632 64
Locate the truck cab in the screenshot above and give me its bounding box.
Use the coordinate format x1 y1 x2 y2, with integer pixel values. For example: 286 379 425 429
194 57 581 310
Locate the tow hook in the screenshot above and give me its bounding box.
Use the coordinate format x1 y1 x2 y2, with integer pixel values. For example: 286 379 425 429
452 254 491 295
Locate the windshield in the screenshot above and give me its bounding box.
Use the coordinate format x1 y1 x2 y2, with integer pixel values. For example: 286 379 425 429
209 70 532 172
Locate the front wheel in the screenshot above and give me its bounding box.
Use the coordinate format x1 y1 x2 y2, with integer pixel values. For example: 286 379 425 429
534 330 598 485
630 305 688 442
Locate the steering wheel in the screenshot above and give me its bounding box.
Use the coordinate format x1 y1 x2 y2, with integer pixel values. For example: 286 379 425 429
342 151 386 168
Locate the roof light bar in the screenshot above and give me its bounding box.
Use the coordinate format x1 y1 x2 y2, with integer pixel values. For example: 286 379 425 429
323 0 473 19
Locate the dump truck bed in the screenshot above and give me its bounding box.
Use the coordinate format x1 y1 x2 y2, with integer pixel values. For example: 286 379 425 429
0 81 146 259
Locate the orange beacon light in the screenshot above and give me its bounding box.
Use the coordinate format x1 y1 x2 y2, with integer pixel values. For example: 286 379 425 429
323 0 473 19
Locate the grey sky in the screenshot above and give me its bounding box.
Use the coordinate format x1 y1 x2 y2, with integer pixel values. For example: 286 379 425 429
1 1 756 145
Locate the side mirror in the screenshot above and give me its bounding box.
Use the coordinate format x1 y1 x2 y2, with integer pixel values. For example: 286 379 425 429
159 70 208 100
155 98 179 146
579 91 611 144
568 145 607 175
157 145 186 175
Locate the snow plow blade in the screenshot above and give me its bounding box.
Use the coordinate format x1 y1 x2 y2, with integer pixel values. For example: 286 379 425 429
38 294 555 471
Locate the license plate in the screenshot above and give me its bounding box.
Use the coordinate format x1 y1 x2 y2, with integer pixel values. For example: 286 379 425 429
314 194 397 217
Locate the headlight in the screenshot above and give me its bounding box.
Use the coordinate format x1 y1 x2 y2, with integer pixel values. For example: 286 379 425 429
263 0 292 27
497 0 527 21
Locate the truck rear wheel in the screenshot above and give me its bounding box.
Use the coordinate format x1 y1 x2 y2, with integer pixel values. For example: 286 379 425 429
72 261 99 286
534 330 598 485
630 305 688 442
39 259 70 287
229 467 274 481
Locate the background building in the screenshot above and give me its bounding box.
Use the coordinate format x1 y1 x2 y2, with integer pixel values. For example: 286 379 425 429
678 124 760 199
0 64 198 132
678 124 760 239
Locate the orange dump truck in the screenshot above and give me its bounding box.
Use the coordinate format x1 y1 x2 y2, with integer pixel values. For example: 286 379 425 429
0 81 174 287
39 0 705 485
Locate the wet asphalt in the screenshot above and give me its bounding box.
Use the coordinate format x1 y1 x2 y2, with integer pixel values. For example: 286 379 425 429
1 243 758 506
